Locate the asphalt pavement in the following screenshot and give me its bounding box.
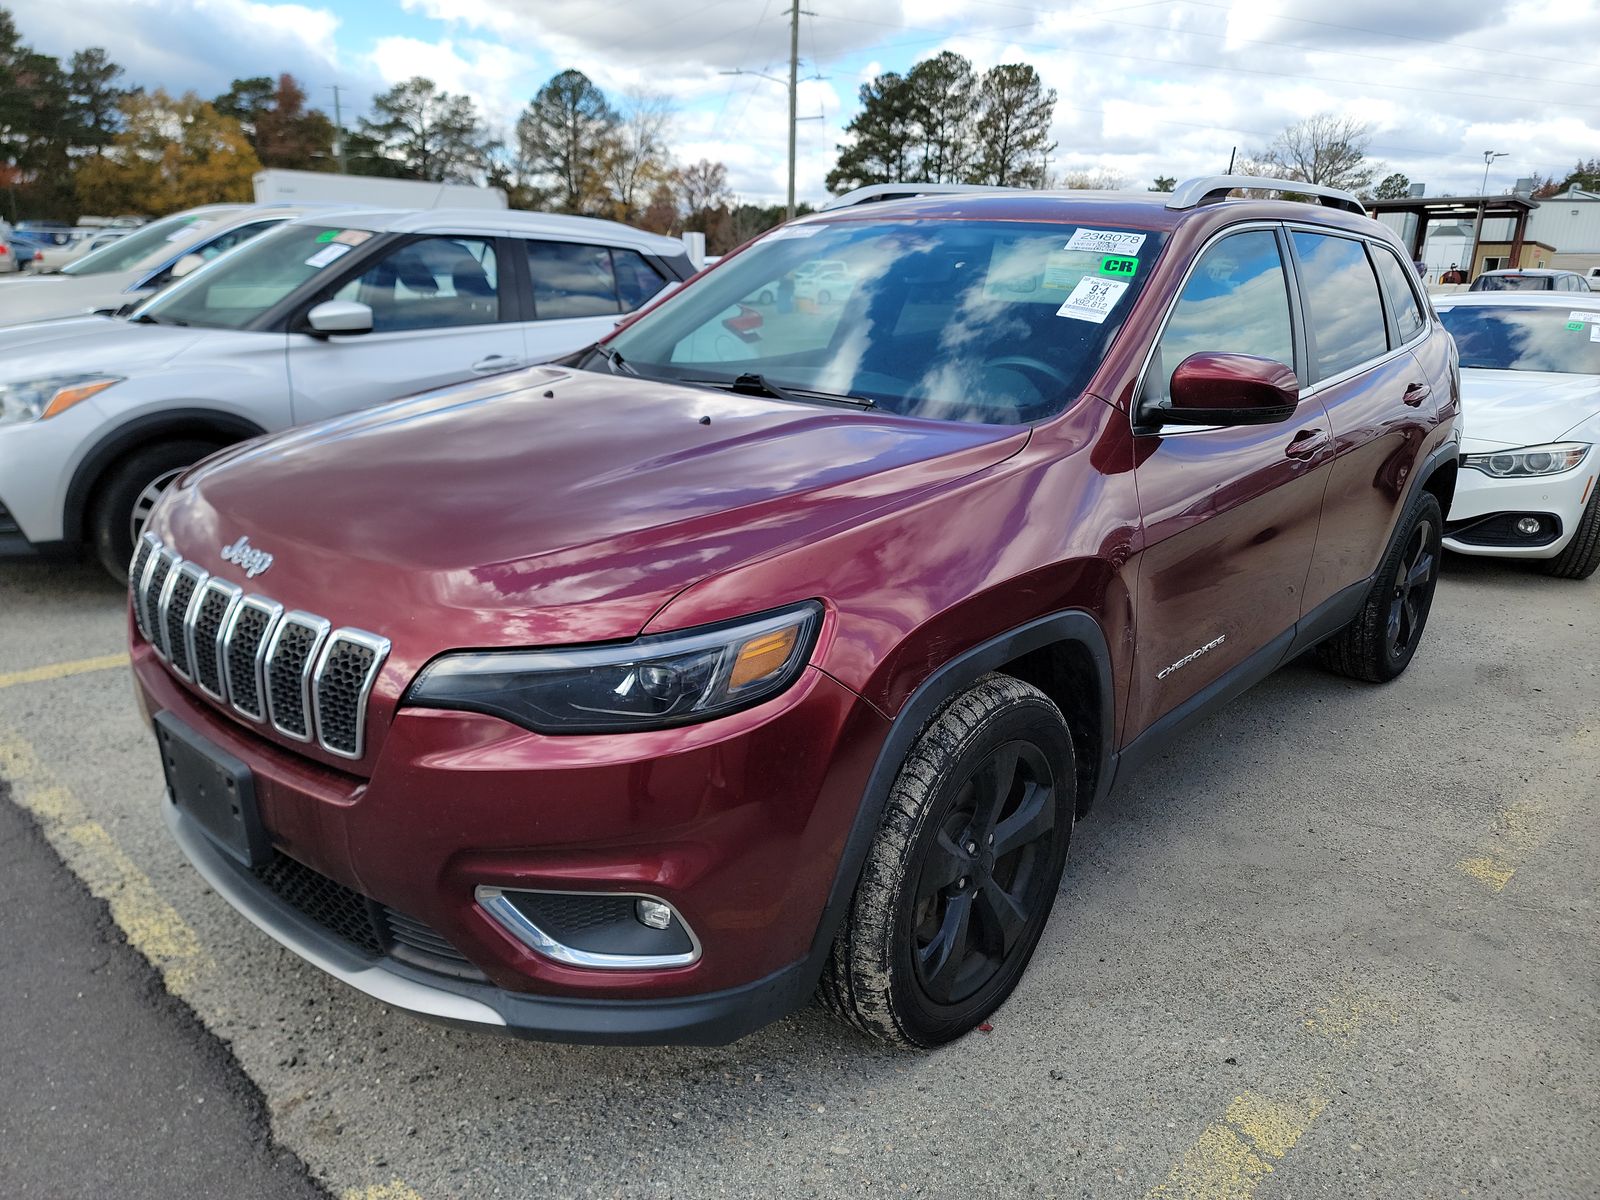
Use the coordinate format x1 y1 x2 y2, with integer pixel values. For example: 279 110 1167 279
0 551 1595 1199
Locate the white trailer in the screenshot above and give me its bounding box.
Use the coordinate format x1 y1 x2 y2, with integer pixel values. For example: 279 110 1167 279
252 169 507 210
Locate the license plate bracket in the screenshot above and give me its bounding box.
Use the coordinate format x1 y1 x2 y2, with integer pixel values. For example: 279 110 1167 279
155 711 269 868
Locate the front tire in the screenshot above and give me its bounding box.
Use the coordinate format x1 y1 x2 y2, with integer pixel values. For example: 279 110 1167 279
819 674 1075 1047
1316 489 1443 682
1538 489 1600 580
90 439 222 582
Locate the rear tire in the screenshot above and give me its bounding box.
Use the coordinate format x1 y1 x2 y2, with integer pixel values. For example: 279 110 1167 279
1316 490 1443 682
1538 489 1600 580
819 674 1075 1047
90 439 222 582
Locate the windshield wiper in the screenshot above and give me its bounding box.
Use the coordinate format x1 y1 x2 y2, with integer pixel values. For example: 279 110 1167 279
692 372 876 410
590 342 638 377
131 311 187 326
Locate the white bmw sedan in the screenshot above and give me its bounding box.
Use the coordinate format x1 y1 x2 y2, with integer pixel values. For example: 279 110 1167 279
1434 293 1600 579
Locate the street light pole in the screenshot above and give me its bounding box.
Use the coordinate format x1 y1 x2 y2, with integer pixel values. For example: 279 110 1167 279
1480 149 1508 195
786 2 799 221
1467 151 1508 283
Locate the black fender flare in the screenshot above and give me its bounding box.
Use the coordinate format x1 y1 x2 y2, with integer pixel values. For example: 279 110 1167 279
1407 435 1460 513
793 609 1115 995
63 409 267 546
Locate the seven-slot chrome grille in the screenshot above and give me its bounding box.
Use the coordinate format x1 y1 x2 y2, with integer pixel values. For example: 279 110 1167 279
131 532 390 761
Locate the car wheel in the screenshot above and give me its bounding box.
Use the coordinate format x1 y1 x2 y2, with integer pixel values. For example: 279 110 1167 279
818 289 832 305
90 439 223 582
1538 488 1600 580
1316 489 1443 682
758 288 775 305
819 673 1075 1047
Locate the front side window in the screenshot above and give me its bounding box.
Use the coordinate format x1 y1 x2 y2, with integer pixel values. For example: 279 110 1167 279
61 210 224 276
1146 229 1294 404
135 224 375 330
1372 246 1427 342
601 219 1166 425
330 236 500 332
1437 306 1600 376
1291 232 1389 379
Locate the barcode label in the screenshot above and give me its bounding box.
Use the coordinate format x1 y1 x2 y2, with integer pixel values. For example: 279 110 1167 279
1055 277 1128 324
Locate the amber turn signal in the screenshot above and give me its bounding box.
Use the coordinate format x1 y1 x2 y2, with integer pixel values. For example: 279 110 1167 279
729 627 799 690
41 378 119 419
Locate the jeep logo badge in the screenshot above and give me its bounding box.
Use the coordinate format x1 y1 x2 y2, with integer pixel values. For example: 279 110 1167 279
220 536 274 579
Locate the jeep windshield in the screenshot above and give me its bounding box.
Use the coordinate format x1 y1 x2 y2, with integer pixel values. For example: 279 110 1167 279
595 219 1165 424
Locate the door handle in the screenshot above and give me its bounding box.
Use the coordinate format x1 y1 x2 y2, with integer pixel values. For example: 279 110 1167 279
471 354 521 373
1402 382 1432 407
1285 428 1330 460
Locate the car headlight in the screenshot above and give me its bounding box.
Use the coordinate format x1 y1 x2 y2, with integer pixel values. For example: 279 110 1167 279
1462 442 1590 478
0 374 121 426
406 602 823 733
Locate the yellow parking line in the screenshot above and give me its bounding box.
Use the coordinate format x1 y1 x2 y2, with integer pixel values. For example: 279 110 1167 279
0 732 209 992
1146 1090 1327 1200
0 652 129 690
0 728 430 1199
343 1183 426 1200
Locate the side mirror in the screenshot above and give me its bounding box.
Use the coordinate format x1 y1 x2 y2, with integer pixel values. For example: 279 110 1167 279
1141 351 1299 428
170 252 206 279
306 299 373 336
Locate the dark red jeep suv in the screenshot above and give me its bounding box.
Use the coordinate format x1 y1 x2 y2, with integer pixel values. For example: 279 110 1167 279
130 177 1460 1047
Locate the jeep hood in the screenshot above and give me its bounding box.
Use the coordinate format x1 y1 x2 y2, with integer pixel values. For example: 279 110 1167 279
0 315 205 383
0 270 144 328
1459 367 1600 449
156 367 1028 653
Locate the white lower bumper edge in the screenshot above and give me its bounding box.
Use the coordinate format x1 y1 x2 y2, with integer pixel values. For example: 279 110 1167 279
162 796 506 1028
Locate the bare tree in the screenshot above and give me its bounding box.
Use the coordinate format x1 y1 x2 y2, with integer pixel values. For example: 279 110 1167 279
1054 168 1129 191
604 88 674 223
1257 112 1378 193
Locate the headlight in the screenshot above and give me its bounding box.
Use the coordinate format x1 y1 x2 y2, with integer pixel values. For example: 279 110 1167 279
406 602 823 733
1462 442 1589 478
0 374 121 425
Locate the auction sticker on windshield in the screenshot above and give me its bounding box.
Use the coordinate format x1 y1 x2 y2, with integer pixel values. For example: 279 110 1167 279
1056 276 1128 323
1065 228 1147 255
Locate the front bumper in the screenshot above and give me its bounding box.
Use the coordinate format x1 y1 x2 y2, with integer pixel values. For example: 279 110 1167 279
136 643 889 1043
1444 458 1597 559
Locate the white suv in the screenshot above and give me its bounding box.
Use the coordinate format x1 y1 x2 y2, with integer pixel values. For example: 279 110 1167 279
0 207 691 577
0 205 331 327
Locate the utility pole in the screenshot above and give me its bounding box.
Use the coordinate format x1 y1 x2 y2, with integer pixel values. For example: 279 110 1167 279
721 6 818 222
329 84 348 173
786 3 799 220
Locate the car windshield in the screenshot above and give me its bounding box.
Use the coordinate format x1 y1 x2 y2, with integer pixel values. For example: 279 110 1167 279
600 218 1165 424
1471 274 1553 292
133 224 374 330
60 211 227 276
1439 306 1600 375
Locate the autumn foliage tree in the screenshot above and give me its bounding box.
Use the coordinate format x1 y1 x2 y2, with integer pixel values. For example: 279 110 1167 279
74 89 260 213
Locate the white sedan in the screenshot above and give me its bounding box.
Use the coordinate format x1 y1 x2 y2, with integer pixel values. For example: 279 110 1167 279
1434 293 1600 579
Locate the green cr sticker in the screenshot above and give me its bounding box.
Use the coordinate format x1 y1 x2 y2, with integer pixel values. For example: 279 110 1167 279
1099 255 1139 278
1566 321 1585 331
315 230 338 243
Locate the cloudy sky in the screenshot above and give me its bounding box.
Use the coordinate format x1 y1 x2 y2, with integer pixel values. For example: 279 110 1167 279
10 0 1600 205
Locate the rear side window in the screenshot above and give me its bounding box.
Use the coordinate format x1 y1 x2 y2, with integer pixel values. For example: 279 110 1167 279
527 242 671 319
1291 232 1389 379
1148 229 1295 403
1371 247 1427 342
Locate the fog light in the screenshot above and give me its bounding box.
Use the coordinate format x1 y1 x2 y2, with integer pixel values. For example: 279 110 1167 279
635 898 673 930
1516 516 1542 536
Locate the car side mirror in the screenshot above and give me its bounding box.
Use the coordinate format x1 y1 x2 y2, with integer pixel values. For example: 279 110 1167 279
170 252 206 279
306 299 373 337
1140 351 1300 429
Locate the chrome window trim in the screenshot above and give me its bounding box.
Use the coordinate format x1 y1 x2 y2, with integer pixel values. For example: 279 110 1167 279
475 886 702 970
310 629 390 761
187 578 243 702
164 561 210 682
151 548 184 661
223 595 284 723
263 611 331 743
131 532 162 640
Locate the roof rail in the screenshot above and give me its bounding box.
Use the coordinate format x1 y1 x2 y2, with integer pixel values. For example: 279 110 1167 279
820 182 1024 211
1167 175 1366 217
